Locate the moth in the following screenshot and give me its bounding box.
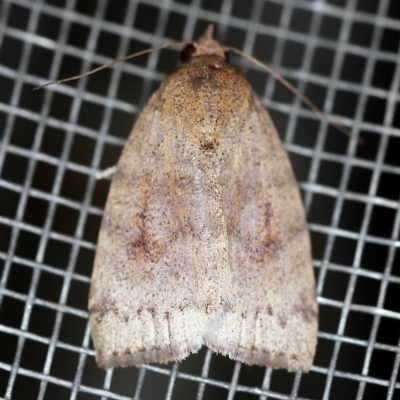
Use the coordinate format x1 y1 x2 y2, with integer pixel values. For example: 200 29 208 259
87 26 318 372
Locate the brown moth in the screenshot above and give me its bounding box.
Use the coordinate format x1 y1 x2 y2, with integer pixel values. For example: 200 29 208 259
88 25 318 372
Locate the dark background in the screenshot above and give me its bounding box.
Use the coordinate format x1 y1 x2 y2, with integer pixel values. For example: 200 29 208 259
0 0 400 399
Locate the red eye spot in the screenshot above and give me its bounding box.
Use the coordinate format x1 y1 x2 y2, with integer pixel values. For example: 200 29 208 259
180 44 196 63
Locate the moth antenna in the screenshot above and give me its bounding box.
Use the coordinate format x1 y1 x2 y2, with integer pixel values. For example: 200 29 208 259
224 46 363 144
33 40 194 91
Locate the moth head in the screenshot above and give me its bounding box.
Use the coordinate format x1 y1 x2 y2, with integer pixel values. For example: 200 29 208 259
180 25 228 63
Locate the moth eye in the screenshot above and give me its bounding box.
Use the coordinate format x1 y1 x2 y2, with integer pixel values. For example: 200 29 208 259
224 52 230 63
180 44 196 63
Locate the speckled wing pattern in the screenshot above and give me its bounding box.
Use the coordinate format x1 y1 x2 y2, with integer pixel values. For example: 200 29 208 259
89 47 317 371
89 82 231 369
204 92 318 372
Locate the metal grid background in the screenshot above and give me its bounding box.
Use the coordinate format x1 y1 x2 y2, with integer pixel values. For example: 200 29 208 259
1 0 400 399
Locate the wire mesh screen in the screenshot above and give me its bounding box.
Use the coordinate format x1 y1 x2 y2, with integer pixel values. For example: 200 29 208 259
1 0 400 399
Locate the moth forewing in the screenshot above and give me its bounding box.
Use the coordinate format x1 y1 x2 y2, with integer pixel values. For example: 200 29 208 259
205 94 318 371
